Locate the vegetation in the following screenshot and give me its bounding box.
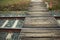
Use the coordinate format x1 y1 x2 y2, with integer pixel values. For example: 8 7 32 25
1 0 60 11
45 0 60 10
0 0 30 11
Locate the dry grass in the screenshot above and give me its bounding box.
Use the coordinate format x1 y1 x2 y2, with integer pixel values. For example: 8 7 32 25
0 0 30 11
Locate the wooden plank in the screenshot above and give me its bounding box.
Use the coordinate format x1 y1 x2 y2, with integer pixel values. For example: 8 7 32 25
20 32 60 38
27 12 51 16
21 38 60 40
23 17 58 28
21 28 60 33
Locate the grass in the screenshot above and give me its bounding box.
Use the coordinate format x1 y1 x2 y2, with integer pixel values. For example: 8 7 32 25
0 0 30 11
0 0 30 5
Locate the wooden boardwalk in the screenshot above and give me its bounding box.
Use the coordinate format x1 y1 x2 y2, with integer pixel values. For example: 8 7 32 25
0 0 60 40
20 0 60 40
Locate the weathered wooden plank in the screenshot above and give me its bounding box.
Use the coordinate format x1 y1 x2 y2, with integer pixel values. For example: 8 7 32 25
20 28 60 38
27 12 51 16
21 38 60 40
20 32 60 38
29 6 47 9
21 28 60 33
29 8 48 11
23 17 58 28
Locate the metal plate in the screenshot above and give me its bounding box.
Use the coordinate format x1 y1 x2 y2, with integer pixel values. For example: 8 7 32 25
0 19 24 29
23 17 58 28
5 20 15 28
0 19 6 27
16 20 24 28
0 32 20 40
0 32 8 40
27 12 51 16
